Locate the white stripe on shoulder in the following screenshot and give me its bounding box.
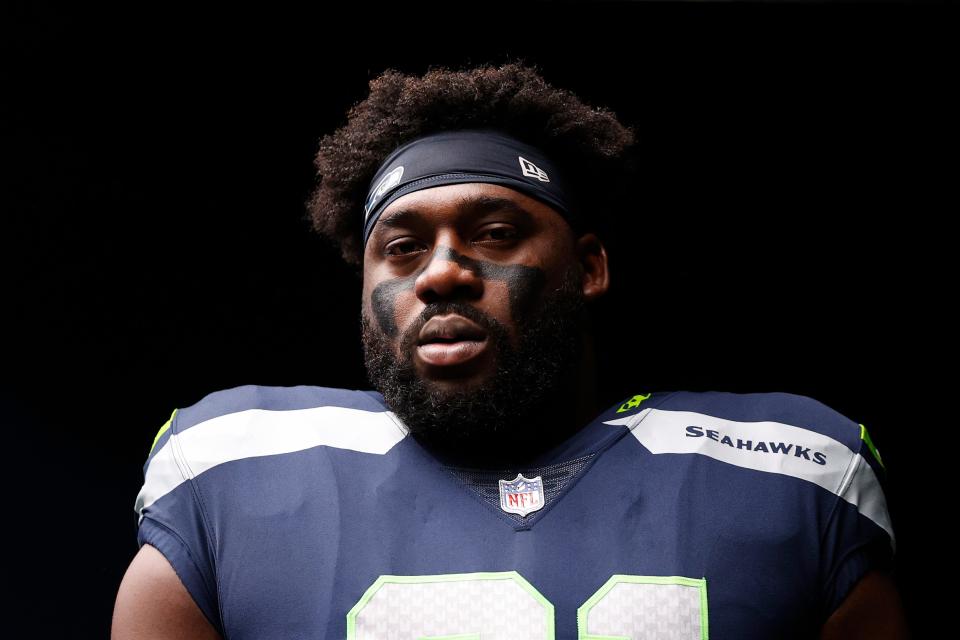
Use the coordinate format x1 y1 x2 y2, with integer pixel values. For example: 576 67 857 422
135 405 408 517
841 452 896 551
605 407 894 547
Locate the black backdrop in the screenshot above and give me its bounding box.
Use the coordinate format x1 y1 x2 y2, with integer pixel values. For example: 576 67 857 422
8 1 951 637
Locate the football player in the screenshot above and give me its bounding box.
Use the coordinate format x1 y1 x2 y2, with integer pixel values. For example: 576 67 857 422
113 62 909 639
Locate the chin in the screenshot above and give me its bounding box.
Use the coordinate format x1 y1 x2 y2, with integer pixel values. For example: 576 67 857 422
423 378 491 404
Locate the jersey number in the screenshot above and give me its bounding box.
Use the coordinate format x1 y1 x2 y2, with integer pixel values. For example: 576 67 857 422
347 571 708 640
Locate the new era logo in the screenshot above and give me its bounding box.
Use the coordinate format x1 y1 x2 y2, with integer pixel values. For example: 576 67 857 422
518 156 550 182
364 165 404 221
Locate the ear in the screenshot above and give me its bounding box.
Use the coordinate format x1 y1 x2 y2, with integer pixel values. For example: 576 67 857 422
575 233 610 301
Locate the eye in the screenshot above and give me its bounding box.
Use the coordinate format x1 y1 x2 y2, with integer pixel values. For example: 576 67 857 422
383 238 424 257
476 225 518 243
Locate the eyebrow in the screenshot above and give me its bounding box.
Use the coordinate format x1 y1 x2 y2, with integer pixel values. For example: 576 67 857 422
375 194 534 233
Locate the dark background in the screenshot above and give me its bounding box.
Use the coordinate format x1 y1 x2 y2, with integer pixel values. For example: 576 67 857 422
8 1 951 637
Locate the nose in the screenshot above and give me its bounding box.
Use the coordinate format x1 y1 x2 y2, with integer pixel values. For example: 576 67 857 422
413 242 484 304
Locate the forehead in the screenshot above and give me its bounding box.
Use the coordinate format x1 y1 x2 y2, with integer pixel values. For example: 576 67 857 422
369 182 567 240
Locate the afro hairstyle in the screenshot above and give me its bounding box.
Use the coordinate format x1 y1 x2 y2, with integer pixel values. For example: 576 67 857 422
304 60 638 276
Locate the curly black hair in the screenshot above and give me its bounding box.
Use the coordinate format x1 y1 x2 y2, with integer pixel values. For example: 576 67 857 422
303 60 638 276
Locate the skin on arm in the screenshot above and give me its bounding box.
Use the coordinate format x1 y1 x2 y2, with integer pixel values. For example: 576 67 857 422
112 543 222 640
819 569 911 640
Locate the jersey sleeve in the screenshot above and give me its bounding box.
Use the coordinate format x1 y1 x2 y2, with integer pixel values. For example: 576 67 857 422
133 407 224 636
818 421 896 620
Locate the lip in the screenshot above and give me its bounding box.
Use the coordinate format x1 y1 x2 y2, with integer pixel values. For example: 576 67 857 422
416 337 491 368
418 314 488 345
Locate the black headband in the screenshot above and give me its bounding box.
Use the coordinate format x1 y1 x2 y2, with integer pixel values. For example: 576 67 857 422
362 128 579 249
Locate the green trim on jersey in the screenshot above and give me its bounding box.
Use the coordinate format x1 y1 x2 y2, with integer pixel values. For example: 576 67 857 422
577 574 709 640
149 409 178 455
860 423 885 470
347 571 555 639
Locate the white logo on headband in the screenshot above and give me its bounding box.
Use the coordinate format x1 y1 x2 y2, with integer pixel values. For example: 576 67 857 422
518 156 550 182
365 165 405 221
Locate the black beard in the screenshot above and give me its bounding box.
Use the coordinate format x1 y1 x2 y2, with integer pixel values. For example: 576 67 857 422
360 264 587 466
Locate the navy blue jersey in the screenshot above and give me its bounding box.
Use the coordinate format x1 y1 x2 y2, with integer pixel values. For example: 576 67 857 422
134 386 894 639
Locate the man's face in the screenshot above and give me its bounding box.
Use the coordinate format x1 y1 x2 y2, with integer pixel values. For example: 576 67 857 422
360 182 594 454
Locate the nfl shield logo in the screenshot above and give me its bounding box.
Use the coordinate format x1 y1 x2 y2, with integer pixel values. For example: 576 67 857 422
498 473 545 517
